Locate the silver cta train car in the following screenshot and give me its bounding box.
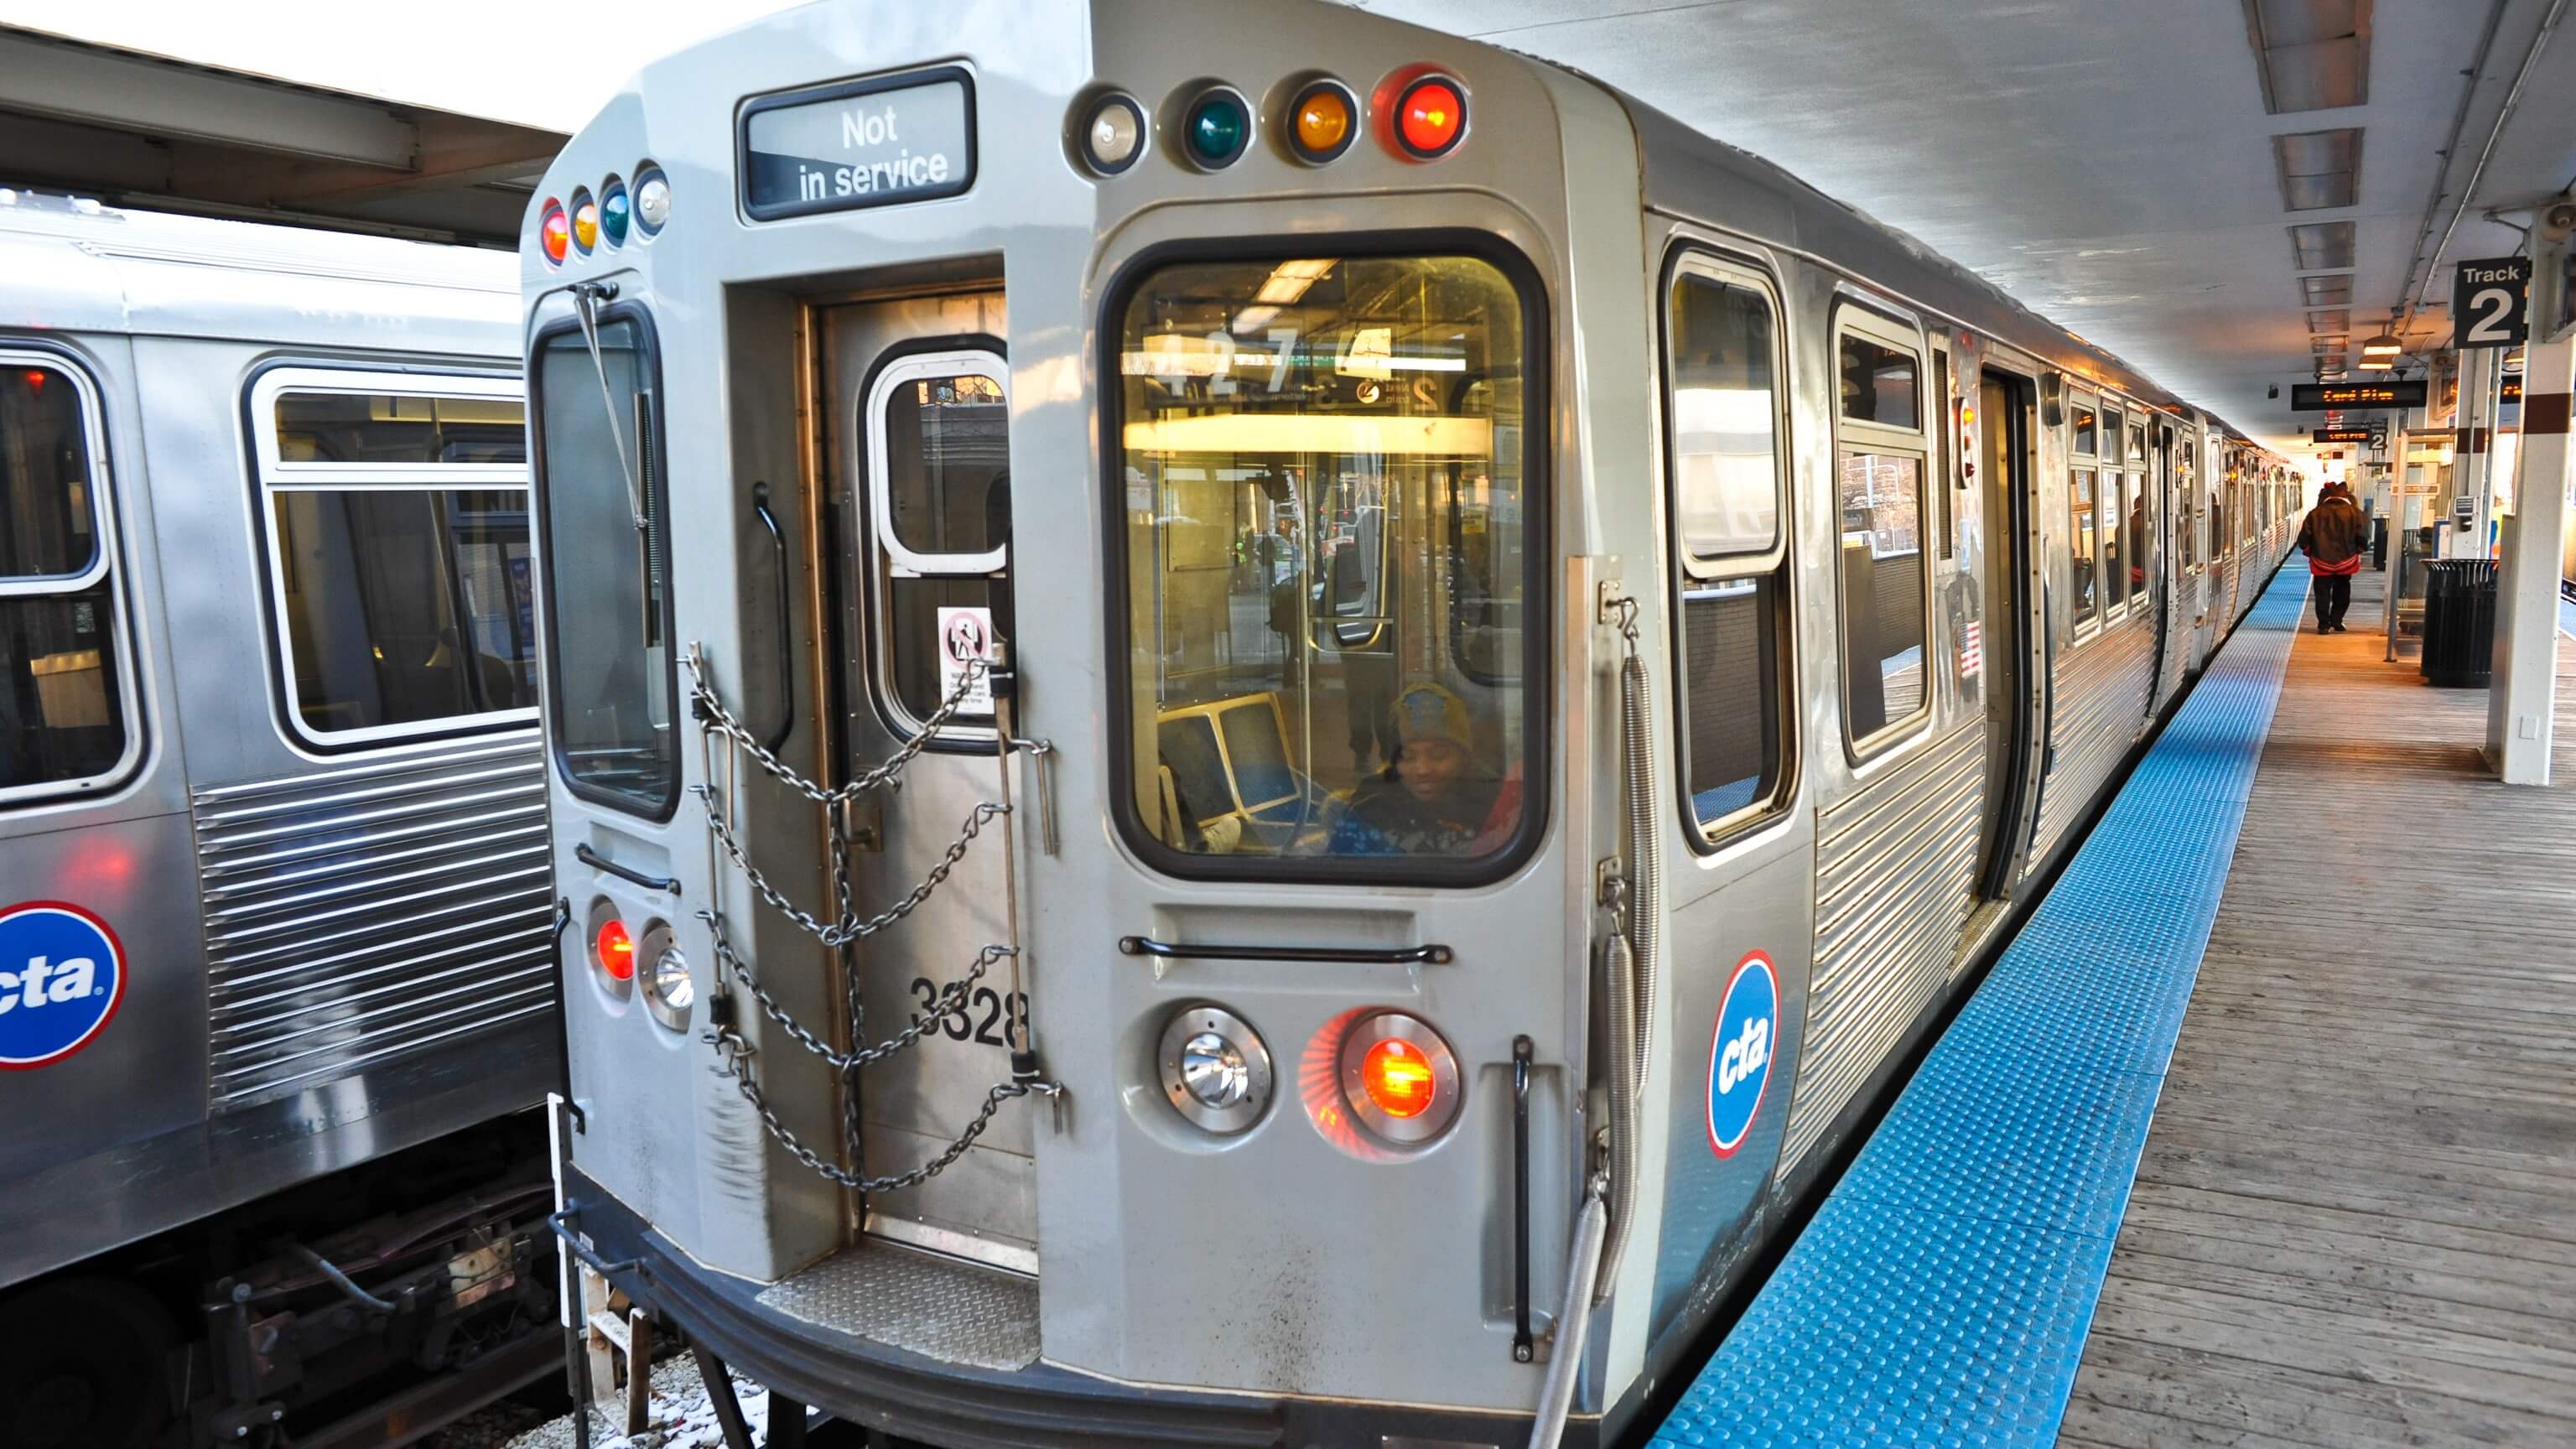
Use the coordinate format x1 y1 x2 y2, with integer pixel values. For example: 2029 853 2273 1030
0 194 564 1448
527 3 2298 1445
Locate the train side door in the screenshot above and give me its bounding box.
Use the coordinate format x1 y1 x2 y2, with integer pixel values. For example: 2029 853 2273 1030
1971 368 2039 898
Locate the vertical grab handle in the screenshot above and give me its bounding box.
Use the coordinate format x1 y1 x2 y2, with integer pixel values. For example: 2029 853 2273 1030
1511 1034 1534 1363
752 483 794 754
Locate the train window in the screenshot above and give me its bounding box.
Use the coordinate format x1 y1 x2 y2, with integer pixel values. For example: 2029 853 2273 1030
864 348 1012 735
2128 423 2147 465
1837 332 1919 430
1832 305 1930 752
1836 450 1929 741
252 373 535 750
1665 254 1790 839
1111 250 1540 880
273 392 527 465
2068 468 2100 629
1669 267 1783 566
532 312 678 818
2178 439 2198 569
0 356 136 804
2071 396 2098 455
2103 470 2132 611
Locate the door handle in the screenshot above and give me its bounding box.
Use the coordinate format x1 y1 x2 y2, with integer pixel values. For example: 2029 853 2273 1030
753 483 794 754
1117 937 1453 966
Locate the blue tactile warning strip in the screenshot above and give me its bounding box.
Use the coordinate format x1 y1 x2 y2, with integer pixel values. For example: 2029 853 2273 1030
1652 570 2310 1449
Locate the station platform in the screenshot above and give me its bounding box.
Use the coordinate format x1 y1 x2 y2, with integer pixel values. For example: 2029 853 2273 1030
1652 565 2576 1449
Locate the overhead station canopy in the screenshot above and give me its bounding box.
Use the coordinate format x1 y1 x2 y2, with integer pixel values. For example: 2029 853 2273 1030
0 25 567 245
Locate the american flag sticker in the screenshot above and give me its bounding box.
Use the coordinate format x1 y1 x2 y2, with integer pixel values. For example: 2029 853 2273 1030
1959 620 1984 678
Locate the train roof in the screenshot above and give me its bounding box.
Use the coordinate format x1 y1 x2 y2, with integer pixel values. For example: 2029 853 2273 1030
1612 91 2257 445
0 188 518 359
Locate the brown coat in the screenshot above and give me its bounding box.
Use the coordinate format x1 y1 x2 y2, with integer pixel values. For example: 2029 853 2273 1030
2298 496 2370 570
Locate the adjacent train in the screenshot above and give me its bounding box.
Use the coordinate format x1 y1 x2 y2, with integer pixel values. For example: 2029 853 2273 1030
527 3 2302 1445
0 194 563 1449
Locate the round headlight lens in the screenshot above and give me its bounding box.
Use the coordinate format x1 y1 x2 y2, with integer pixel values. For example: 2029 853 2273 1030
633 169 671 233
1183 88 1251 169
1289 80 1357 164
1159 1005 1271 1134
638 922 693 1031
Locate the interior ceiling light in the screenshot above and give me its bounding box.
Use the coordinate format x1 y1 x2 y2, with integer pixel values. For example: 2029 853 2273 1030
2356 354 2395 371
2359 332 2402 358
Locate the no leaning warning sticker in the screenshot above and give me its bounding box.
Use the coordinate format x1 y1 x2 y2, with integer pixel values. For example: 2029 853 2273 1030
0 901 127 1069
938 606 997 714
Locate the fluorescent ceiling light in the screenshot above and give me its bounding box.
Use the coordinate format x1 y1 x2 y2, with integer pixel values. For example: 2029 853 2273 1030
1126 413 1492 456
2359 332 2402 358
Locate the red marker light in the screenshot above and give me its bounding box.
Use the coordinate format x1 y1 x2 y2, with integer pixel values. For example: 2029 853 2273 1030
595 919 635 981
539 200 569 265
1360 1037 1437 1119
21 370 44 392
1394 75 1466 159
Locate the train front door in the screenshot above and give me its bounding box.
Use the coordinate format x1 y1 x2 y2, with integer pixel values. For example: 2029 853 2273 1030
818 285 1040 1273
1972 368 2041 898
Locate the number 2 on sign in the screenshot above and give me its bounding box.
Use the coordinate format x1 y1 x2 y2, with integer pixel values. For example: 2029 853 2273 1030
909 975 1028 1046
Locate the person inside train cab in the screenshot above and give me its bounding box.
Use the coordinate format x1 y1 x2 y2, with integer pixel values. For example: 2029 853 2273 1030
2297 480 2369 633
1328 682 1506 857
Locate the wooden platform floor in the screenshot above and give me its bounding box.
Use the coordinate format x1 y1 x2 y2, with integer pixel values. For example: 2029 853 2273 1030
2059 568 2576 1447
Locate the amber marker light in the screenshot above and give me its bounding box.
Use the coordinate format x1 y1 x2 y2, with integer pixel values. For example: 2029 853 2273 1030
1289 80 1358 164
1394 74 1466 159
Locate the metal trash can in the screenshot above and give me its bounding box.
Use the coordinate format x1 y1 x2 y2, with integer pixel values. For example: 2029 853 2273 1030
2419 559 2497 688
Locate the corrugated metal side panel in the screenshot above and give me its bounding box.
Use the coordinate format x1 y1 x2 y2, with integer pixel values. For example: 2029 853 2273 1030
1775 723 1982 1180
192 731 556 1110
2030 614 2158 866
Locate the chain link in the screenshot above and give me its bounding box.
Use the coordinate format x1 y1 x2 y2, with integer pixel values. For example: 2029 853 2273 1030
686 649 985 805
686 646 1053 1197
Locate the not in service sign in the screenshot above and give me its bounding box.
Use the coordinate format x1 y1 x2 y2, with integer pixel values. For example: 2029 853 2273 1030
741 65 976 221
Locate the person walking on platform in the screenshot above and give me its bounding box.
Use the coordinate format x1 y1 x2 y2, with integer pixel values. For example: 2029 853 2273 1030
2297 480 2369 632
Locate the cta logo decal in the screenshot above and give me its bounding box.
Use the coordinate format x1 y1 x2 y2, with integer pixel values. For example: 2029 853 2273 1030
1705 951 1777 1158
0 901 126 1069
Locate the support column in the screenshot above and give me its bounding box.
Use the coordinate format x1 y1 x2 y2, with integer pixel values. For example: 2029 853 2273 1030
2486 205 2575 784
2458 351 2495 558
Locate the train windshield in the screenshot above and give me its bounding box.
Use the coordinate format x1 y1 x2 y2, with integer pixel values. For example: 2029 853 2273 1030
1115 252 1532 871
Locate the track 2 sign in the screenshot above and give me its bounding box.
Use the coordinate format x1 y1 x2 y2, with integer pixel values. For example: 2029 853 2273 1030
0 901 126 1069
1706 951 1778 1157
2453 256 2532 351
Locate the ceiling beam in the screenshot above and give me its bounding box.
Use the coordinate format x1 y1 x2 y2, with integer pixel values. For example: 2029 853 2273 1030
0 30 418 169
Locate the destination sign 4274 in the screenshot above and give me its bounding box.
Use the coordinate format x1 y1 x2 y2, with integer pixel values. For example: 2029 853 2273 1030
740 65 976 221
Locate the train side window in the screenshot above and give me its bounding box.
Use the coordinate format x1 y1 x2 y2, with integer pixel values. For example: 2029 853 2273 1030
1832 304 1931 752
2179 438 2198 569
2066 390 2100 631
2101 405 2128 611
863 347 1011 736
252 371 536 750
1665 255 1791 839
532 311 678 818
0 355 137 804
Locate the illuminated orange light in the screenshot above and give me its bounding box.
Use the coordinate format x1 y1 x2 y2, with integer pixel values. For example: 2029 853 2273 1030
1361 1038 1437 1119
596 919 635 981
1296 90 1352 157
1397 78 1464 158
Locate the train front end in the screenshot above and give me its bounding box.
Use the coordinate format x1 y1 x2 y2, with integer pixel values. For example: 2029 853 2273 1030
527 3 1664 1442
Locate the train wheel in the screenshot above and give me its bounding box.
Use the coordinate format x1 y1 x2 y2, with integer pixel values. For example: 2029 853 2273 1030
0 1279 175 1449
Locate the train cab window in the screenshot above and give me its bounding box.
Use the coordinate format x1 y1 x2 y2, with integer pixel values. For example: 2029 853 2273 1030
1832 306 1931 750
1112 250 1539 879
252 371 534 750
864 349 1011 735
0 356 135 802
532 312 678 817
1665 256 1790 838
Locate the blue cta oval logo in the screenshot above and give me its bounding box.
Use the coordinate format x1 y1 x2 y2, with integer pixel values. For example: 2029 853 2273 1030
0 901 127 1069
1705 951 1777 1158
